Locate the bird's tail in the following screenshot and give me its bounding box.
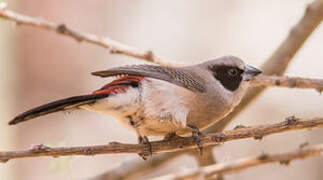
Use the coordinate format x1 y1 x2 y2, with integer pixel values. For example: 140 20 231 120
9 94 109 125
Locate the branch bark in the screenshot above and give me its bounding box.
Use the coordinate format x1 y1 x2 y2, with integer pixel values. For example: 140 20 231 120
251 75 323 92
152 143 323 180
0 2 169 66
1 116 322 163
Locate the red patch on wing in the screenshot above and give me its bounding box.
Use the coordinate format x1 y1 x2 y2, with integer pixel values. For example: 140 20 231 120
92 75 144 95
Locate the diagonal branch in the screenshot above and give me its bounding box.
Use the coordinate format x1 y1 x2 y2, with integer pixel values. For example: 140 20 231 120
152 143 323 180
88 152 184 180
1 116 323 163
0 2 169 65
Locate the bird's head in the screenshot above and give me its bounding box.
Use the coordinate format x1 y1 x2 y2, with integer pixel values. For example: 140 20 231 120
197 56 262 93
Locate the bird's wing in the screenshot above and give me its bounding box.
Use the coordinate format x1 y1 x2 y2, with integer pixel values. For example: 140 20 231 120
91 65 206 92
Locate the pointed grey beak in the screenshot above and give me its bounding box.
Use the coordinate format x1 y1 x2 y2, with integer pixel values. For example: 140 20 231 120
243 64 262 81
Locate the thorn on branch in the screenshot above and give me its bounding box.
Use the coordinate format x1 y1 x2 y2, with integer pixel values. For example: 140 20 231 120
57 23 83 42
274 79 281 86
110 48 120 54
258 153 269 161
279 160 291 166
315 87 323 94
57 23 67 34
234 125 246 130
288 78 297 88
299 142 309 149
109 141 122 145
253 130 264 140
254 135 263 140
144 50 154 61
283 116 299 126
211 132 226 142
0 158 9 163
31 144 51 152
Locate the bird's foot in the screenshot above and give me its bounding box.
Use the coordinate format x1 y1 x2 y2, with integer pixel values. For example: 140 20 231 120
187 125 203 155
137 136 152 160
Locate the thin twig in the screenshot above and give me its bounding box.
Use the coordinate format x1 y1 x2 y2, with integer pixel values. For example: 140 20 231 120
0 116 322 163
250 75 323 93
152 144 323 180
0 2 169 65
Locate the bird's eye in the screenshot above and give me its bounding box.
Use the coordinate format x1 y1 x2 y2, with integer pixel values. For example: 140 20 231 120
227 68 238 77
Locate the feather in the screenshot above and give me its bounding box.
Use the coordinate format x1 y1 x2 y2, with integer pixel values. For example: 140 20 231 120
9 94 109 125
91 65 206 92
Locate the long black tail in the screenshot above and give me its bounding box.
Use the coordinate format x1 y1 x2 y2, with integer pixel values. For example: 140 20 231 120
9 94 109 125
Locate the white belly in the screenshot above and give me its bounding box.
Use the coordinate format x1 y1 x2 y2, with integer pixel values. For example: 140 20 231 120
81 78 191 137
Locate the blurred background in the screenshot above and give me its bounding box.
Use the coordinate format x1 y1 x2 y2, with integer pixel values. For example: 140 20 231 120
0 0 322 179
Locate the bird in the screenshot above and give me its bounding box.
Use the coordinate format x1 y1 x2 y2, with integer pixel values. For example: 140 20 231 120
9 56 261 157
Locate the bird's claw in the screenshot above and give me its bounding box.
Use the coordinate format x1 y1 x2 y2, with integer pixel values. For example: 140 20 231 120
138 136 152 160
187 125 203 155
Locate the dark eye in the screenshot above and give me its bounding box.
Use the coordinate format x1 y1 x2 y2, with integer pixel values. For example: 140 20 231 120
227 68 238 77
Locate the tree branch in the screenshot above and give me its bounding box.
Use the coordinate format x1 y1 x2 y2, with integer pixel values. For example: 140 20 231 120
88 152 184 180
251 75 323 93
0 2 169 65
152 143 323 180
0 116 322 163
190 147 224 180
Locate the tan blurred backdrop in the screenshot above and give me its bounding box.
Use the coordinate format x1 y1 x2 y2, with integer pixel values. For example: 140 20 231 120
0 0 322 180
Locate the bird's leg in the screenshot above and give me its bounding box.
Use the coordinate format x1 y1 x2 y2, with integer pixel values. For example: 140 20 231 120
126 115 152 160
187 124 203 155
137 136 152 160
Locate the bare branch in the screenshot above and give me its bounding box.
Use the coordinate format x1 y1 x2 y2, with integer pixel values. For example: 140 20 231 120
0 3 169 65
0 116 322 163
251 75 323 93
152 144 323 180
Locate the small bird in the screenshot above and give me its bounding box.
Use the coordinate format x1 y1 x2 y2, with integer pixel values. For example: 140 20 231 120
9 56 261 157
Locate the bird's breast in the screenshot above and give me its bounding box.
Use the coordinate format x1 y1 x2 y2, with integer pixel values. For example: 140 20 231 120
138 79 191 135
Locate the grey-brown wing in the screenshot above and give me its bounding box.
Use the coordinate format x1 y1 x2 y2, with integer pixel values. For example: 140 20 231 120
92 65 206 92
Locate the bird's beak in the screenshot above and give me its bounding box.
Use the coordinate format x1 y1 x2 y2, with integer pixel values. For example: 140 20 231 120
243 64 262 81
